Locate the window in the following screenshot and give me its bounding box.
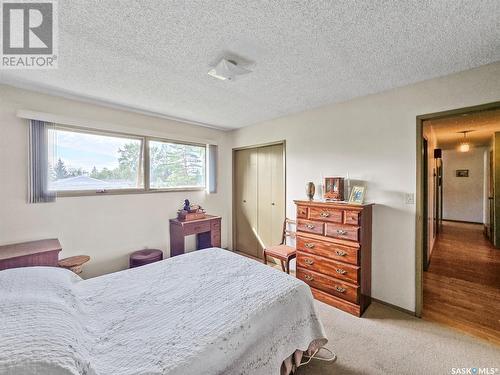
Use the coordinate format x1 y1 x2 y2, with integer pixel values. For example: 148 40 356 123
46 125 209 195
149 140 206 189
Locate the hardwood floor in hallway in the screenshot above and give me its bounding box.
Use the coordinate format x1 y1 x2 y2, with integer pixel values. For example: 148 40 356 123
423 220 500 346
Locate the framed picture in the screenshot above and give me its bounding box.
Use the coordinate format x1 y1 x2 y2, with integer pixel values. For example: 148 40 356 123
456 169 469 177
324 177 344 201
348 186 365 204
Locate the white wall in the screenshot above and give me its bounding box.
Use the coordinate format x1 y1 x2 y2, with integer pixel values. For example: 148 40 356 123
230 62 500 312
0 85 232 278
442 147 486 223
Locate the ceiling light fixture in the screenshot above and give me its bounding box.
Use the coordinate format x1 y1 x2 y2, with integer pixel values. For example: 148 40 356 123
208 59 251 81
458 130 472 152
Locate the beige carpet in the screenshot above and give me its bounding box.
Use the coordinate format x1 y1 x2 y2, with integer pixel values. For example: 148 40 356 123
296 301 500 375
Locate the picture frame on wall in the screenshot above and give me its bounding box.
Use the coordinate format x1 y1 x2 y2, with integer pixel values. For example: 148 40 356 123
456 169 469 177
348 186 365 204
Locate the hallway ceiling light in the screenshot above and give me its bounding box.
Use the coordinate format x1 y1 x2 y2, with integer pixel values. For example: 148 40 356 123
458 130 472 152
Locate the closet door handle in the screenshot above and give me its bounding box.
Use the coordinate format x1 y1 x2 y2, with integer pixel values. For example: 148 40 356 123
243 200 247 203
271 202 275 206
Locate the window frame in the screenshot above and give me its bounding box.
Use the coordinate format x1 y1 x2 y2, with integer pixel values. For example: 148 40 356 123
51 125 208 197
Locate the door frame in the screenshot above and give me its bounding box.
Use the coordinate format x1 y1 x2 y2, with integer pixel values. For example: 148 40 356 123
232 140 287 254
422 137 429 271
415 101 500 317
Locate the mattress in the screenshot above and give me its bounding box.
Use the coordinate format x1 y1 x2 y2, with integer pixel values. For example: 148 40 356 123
0 248 327 375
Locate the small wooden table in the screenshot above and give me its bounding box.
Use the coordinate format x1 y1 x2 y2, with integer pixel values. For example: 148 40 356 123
0 239 62 271
169 215 221 257
58 255 90 274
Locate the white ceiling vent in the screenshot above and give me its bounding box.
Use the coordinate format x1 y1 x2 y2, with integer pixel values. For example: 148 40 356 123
208 59 251 81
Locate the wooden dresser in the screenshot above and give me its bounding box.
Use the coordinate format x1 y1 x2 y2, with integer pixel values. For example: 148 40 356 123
294 200 373 317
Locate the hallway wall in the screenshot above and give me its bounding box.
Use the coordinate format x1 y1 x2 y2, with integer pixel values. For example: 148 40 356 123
442 147 486 223
423 126 438 261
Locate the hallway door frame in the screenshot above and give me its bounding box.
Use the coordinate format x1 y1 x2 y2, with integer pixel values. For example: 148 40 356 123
415 101 500 317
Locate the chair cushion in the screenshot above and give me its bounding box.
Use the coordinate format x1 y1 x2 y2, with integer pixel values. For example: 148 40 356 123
264 245 296 260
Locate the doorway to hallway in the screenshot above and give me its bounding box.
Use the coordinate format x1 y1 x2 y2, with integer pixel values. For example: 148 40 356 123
417 104 500 345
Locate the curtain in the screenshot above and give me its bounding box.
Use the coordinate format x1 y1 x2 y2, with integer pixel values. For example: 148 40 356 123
208 144 218 194
28 120 56 203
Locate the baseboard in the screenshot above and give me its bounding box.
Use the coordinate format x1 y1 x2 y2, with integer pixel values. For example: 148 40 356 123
371 297 416 317
442 219 483 225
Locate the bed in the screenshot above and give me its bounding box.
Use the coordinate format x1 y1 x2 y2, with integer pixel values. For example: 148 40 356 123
0 248 327 375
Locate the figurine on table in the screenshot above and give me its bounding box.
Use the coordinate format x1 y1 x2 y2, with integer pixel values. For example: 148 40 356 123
183 199 191 212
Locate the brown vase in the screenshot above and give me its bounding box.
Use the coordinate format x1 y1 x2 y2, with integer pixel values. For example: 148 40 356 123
306 182 315 200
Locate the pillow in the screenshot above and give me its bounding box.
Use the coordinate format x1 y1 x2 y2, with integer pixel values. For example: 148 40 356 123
0 267 95 375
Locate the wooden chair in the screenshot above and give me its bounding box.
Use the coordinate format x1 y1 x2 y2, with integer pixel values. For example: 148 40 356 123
263 218 296 274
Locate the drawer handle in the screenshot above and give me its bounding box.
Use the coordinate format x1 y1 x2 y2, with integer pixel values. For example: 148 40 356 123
304 274 314 281
304 259 314 265
305 243 315 249
306 224 315 229
335 250 347 256
336 268 347 275
336 229 348 235
320 212 330 217
335 286 346 293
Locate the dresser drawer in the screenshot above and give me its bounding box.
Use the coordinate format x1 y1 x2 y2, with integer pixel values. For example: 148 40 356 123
344 210 360 225
297 268 359 304
296 236 359 265
297 251 359 284
297 205 308 219
183 221 211 235
325 223 359 242
297 219 324 235
309 207 343 223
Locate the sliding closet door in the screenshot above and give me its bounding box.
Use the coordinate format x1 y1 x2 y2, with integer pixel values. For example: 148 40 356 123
257 146 273 250
257 144 285 252
234 143 285 259
234 148 260 257
269 144 285 246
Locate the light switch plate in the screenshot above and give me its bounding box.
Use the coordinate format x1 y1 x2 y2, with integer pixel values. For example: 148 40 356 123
405 193 415 204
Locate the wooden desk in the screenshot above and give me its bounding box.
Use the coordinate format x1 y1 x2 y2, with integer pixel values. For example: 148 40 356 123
0 239 62 271
169 215 221 257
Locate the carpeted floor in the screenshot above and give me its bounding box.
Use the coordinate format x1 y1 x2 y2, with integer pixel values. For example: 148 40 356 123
296 301 500 375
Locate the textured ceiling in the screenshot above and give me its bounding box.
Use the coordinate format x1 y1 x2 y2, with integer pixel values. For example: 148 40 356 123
426 109 500 150
1 1 499 129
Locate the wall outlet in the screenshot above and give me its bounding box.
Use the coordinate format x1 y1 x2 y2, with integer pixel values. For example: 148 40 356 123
405 193 415 205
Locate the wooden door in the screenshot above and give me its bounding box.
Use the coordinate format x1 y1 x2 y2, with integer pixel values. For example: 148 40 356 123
234 148 259 257
234 144 285 258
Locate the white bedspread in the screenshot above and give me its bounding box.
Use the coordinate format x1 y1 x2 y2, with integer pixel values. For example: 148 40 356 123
0 248 327 375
